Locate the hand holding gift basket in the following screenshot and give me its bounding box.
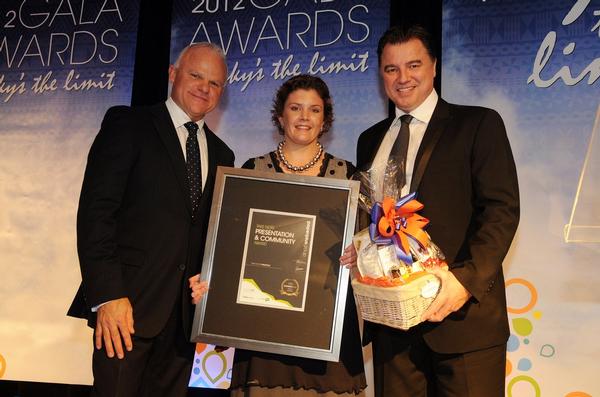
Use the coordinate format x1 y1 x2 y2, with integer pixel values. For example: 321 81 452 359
351 163 447 330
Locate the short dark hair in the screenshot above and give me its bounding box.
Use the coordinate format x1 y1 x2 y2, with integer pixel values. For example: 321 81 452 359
377 25 437 66
271 74 334 137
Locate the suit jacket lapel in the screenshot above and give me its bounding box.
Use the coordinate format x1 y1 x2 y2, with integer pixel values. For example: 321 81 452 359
150 103 192 216
410 99 451 192
200 125 220 206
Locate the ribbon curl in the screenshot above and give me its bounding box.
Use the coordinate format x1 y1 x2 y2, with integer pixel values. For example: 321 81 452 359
369 192 430 264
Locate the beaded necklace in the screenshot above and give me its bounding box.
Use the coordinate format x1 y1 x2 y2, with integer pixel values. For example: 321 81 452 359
276 141 323 172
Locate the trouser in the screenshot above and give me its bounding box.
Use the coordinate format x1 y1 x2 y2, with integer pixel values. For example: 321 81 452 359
91 302 195 397
372 325 506 397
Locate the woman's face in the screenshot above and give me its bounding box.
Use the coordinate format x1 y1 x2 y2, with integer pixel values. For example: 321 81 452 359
278 88 325 146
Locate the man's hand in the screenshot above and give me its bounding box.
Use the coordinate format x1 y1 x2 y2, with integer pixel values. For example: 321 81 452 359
95 297 134 359
189 274 209 305
421 267 471 323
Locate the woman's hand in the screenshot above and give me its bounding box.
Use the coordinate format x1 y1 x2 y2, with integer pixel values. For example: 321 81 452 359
189 274 209 305
339 243 358 269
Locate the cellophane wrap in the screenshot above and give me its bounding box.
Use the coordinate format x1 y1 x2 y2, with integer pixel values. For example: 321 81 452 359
351 160 446 330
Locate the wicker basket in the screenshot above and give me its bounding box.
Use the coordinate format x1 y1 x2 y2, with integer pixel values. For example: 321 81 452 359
352 273 440 330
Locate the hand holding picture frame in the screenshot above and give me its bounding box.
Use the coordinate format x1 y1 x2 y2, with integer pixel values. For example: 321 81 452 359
191 167 359 362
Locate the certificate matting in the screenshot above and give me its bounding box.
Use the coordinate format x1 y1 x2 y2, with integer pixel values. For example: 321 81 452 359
192 167 359 361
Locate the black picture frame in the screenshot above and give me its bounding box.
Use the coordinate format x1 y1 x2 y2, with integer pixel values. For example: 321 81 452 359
191 167 359 362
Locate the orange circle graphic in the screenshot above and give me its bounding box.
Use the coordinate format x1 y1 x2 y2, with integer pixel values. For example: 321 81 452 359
0 353 6 378
565 393 592 397
505 278 538 314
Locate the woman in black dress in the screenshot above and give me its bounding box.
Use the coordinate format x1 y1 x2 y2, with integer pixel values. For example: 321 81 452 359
230 75 367 397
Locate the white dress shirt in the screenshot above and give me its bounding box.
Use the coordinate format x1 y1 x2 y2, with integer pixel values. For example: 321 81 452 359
166 97 209 190
370 90 439 199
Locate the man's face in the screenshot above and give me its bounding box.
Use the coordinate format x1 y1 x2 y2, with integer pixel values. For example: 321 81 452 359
169 46 227 121
380 39 436 113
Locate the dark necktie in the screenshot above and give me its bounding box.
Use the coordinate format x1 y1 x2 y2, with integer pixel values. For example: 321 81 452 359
184 121 202 218
389 114 413 190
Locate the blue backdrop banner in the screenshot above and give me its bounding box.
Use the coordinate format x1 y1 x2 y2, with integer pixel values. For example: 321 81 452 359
443 0 599 395
171 0 389 166
0 0 140 385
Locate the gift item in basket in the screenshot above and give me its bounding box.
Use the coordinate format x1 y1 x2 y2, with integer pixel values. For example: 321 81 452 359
352 227 384 279
352 192 446 330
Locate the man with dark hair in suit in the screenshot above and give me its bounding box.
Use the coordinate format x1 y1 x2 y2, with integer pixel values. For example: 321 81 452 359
68 42 234 397
356 25 519 396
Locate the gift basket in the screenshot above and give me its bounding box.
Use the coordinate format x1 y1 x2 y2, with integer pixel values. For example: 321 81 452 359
351 161 447 330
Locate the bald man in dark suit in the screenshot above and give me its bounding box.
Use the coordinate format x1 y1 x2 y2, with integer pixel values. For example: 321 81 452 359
68 43 234 397
356 25 519 397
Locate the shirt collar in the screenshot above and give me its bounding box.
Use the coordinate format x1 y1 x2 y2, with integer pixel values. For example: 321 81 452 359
394 89 438 124
165 97 205 131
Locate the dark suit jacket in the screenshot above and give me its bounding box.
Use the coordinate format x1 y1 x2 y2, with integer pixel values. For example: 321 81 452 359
357 98 519 354
68 103 234 339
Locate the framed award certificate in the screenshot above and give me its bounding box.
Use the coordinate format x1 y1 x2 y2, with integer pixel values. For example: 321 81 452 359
191 166 359 362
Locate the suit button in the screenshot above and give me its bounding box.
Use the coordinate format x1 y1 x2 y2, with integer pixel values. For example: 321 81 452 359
178 264 186 271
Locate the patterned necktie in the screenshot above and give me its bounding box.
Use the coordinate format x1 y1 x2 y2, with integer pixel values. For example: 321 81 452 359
184 121 202 218
389 114 413 190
